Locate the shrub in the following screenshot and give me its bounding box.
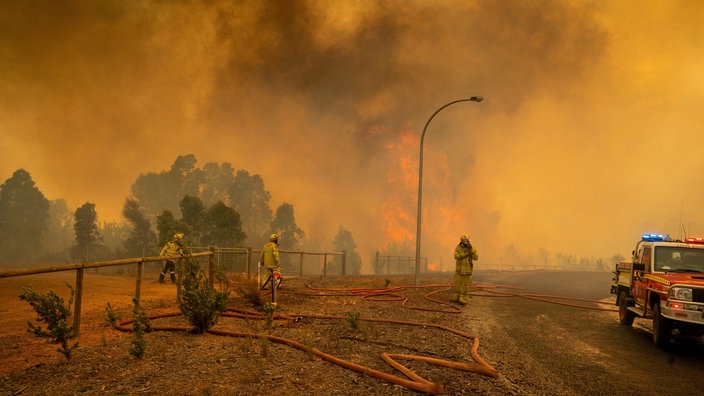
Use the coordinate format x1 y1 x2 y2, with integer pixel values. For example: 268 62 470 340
239 281 264 308
178 250 229 333
105 302 120 328
19 284 78 361
262 302 277 328
346 311 361 331
129 297 150 359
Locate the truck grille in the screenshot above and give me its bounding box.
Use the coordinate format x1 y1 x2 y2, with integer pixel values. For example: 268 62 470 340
694 288 704 303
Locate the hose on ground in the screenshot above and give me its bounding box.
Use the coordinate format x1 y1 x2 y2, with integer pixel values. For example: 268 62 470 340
115 281 615 394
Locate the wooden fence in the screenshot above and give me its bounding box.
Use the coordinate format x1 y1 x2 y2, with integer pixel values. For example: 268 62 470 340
190 247 346 278
0 247 345 335
375 253 427 275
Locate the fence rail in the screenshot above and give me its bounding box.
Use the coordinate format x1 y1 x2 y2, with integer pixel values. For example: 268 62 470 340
189 247 346 278
375 253 428 275
0 247 345 335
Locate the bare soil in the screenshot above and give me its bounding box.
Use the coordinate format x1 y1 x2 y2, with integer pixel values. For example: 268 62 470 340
1 270 704 395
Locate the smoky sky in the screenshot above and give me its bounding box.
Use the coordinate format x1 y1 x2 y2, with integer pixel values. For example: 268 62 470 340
2 0 704 271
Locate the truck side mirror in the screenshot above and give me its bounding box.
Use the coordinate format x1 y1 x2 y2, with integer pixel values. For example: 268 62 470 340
633 263 645 271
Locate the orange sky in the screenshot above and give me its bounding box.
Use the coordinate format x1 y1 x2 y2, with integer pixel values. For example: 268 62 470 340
2 0 704 272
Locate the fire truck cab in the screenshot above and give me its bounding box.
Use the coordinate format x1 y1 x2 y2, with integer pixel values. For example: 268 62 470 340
611 233 704 347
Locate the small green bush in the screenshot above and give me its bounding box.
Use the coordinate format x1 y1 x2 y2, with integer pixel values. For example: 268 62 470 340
262 302 277 328
178 250 229 333
346 311 361 331
129 298 150 359
19 284 78 361
105 302 120 328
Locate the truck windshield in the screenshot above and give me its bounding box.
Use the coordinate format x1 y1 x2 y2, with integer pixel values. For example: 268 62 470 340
654 246 704 273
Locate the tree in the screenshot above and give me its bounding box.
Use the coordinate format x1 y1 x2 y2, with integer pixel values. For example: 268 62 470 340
122 199 157 257
229 170 273 247
156 210 187 248
332 226 362 275
41 199 74 261
179 195 206 245
0 169 50 262
199 162 236 208
270 202 304 250
203 201 246 247
130 154 201 218
100 220 130 257
72 202 102 261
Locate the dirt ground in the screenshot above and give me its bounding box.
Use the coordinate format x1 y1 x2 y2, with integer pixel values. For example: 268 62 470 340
1 269 704 395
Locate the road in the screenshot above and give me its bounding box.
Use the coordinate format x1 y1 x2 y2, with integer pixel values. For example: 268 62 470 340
469 270 704 395
2 270 703 395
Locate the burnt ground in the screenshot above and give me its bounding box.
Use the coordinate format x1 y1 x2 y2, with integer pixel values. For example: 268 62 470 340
1 269 704 395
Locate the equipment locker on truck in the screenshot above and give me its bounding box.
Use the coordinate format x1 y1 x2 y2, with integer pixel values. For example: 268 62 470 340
611 233 704 347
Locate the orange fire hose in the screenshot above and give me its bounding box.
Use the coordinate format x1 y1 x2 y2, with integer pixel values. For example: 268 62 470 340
115 282 615 394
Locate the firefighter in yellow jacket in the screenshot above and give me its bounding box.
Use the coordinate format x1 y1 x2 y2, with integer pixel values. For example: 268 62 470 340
159 233 184 283
259 233 281 289
451 234 478 305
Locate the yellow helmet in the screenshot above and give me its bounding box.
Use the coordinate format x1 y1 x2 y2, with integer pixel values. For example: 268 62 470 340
270 233 280 242
174 233 184 241
460 234 470 241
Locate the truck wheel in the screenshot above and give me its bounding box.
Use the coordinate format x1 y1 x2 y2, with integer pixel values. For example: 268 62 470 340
618 290 635 326
653 302 672 348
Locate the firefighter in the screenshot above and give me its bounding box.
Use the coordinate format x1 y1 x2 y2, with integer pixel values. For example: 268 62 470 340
158 233 184 283
259 233 282 290
451 234 478 305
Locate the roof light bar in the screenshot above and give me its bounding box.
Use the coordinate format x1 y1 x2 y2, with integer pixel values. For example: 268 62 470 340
642 233 664 241
686 237 704 244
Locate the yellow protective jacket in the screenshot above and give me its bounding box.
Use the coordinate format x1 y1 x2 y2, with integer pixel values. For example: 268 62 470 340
260 241 280 270
160 240 183 258
454 243 478 275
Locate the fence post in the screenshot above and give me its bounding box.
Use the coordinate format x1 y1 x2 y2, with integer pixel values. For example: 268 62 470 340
209 246 216 290
73 266 84 335
176 258 183 305
247 247 253 280
135 259 144 307
375 252 379 275
323 254 327 276
299 252 304 277
342 250 347 276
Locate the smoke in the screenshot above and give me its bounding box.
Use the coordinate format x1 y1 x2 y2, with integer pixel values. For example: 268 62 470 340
2 0 704 271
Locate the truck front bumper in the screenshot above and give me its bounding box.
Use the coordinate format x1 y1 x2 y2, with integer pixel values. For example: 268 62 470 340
662 303 704 325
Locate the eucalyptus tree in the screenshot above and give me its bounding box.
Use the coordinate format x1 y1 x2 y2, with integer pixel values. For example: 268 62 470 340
0 169 50 261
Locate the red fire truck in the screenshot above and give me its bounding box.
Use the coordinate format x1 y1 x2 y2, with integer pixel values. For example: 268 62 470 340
611 233 704 347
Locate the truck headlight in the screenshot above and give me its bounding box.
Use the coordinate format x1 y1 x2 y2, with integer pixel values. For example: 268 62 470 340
669 287 693 301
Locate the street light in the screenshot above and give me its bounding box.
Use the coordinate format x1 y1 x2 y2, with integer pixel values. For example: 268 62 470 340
414 96 483 286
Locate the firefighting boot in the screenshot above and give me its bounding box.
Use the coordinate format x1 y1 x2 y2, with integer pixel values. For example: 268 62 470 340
158 273 166 283
170 272 176 283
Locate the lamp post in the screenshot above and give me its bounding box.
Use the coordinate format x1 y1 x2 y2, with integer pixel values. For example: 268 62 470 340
414 96 483 286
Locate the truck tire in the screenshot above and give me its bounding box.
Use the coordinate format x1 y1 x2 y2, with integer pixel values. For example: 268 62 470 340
618 290 635 326
653 302 672 348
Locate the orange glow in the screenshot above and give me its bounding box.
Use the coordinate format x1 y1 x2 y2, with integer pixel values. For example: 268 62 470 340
380 129 418 247
2 1 704 272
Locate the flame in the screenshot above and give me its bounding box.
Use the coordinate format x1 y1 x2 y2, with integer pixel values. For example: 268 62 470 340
378 126 470 264
379 129 418 247
384 130 419 190
381 129 466 255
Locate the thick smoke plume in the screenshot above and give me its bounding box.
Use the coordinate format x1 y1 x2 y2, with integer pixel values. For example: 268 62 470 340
2 0 704 271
